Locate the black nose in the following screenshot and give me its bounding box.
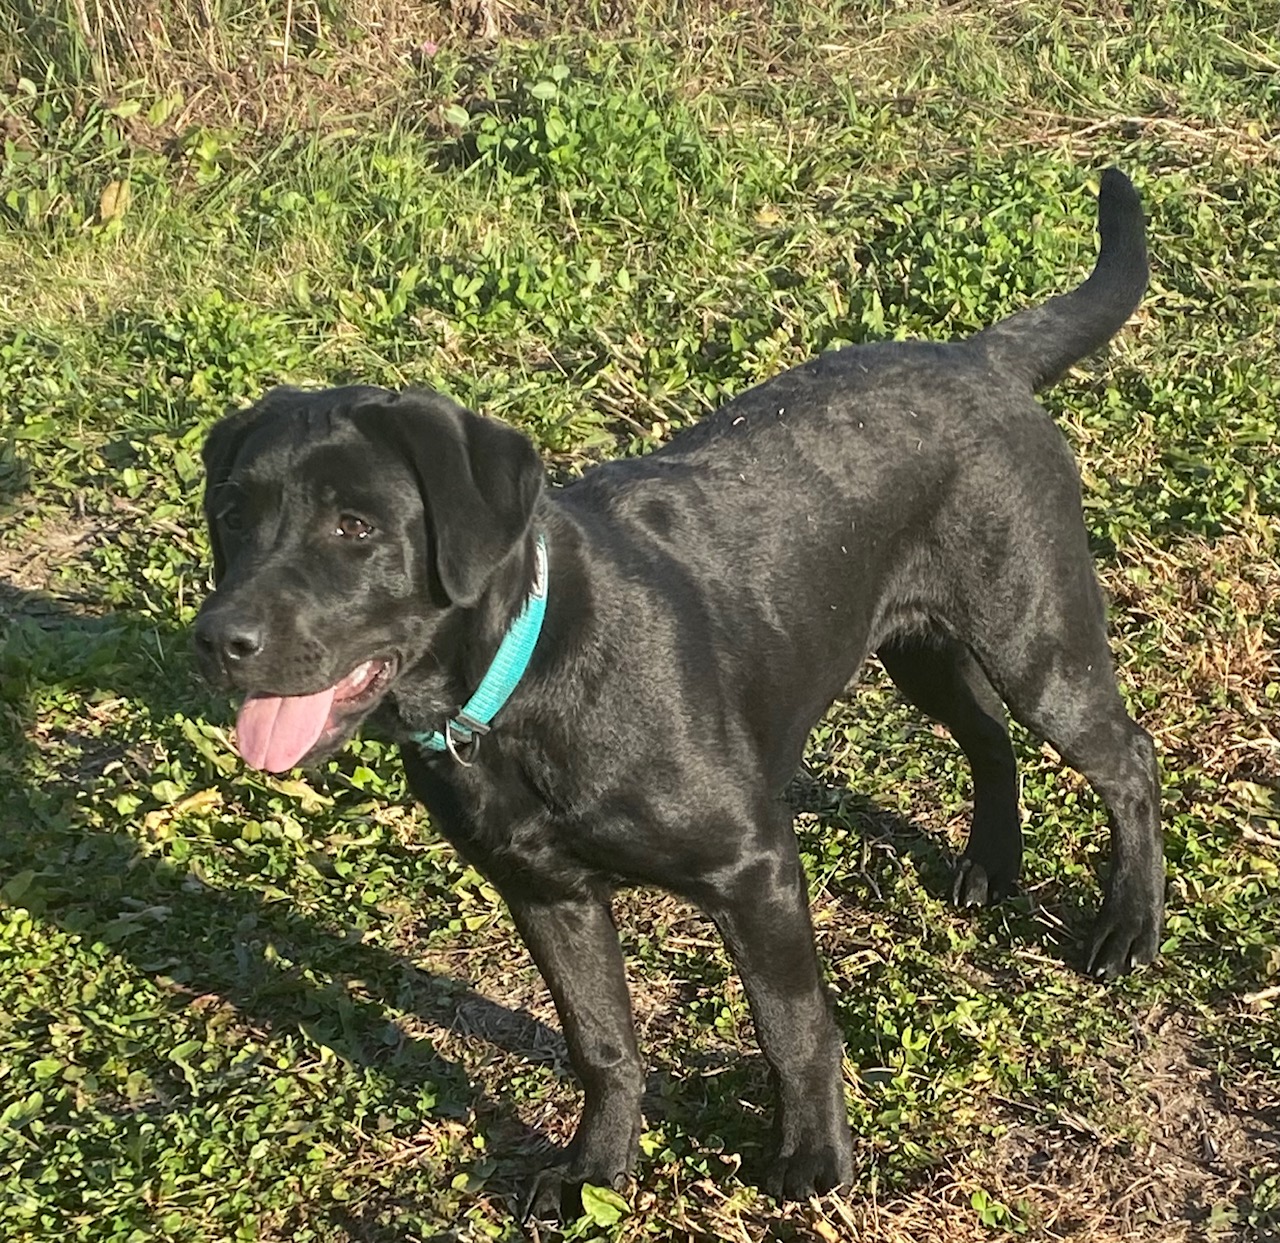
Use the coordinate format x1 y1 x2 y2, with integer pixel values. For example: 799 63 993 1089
194 613 266 664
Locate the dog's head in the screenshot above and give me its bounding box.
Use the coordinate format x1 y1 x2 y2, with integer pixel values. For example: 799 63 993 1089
194 385 543 773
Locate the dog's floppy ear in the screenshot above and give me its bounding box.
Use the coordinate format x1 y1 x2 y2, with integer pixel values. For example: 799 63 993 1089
201 396 277 583
363 390 544 607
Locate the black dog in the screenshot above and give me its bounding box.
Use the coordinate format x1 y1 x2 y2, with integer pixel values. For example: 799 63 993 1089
195 169 1163 1214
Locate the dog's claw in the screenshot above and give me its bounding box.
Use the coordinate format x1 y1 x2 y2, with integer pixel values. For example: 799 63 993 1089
764 1112 854 1203
521 1166 579 1223
765 1142 853 1202
1085 904 1160 978
951 857 990 907
951 854 1018 908
521 1163 630 1223
768 1146 849 1203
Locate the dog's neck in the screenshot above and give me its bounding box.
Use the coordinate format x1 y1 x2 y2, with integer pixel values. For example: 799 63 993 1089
380 514 573 752
410 535 549 757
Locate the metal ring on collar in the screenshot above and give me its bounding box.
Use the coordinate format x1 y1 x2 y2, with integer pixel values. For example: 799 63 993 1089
444 720 479 766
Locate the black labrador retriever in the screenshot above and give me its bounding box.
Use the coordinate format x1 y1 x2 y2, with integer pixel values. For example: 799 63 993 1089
194 169 1163 1215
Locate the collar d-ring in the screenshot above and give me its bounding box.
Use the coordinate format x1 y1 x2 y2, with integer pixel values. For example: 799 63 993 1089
410 534 549 763
443 719 480 766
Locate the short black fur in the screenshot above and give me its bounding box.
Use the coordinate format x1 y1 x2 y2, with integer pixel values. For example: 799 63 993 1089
194 170 1164 1217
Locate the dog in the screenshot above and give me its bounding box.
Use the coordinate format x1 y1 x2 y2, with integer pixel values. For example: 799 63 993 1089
194 169 1163 1216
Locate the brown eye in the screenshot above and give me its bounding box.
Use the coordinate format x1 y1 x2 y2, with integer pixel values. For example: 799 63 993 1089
336 514 374 540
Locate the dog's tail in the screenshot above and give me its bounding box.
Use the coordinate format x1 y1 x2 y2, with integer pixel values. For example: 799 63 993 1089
970 168 1148 393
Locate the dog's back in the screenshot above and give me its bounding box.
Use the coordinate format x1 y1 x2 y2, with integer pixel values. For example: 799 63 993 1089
584 168 1146 489
559 170 1148 767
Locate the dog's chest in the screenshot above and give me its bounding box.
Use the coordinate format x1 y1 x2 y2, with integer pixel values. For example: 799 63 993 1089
403 743 734 899
401 747 599 893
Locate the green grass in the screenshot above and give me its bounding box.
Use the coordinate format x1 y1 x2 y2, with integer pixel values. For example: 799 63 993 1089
1 2 1278 1240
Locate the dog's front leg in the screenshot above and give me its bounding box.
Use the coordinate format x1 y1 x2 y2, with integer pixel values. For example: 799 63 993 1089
505 891 644 1221
703 831 854 1200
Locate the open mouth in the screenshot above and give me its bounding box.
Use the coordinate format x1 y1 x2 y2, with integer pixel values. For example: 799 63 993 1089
234 656 396 773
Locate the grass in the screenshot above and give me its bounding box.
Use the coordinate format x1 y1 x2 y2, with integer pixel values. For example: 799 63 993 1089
1 1 1278 1240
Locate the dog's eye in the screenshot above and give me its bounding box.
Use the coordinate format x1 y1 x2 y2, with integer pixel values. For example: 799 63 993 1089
336 514 374 540
217 502 243 532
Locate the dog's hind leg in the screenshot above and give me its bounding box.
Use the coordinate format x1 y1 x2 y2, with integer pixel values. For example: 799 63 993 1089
878 635 1023 908
968 590 1164 978
997 662 1162 978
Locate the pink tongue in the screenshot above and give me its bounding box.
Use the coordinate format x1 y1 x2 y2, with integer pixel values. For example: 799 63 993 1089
235 686 338 773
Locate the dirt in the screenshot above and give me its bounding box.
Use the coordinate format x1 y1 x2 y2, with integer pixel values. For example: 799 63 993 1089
0 513 103 617
957 1011 1279 1242
412 886 1279 1241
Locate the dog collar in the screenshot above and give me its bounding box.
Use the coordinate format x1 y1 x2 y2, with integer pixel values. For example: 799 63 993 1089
411 534 548 763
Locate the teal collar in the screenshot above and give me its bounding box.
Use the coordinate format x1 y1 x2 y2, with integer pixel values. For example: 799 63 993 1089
412 535 548 763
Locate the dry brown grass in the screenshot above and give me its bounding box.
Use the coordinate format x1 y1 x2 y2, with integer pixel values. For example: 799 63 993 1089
1101 522 1280 786
8 0 1275 165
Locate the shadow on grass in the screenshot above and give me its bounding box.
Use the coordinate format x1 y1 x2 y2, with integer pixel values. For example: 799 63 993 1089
790 728 1134 983
2 572 959 1216
0 578 566 1211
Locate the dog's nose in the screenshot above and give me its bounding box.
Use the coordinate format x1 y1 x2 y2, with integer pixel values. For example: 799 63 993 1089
194 614 266 664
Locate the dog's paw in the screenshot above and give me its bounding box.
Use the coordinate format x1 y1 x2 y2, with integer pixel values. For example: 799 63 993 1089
765 1132 854 1202
1085 900 1161 979
951 854 1017 908
520 1163 629 1223
521 1165 579 1223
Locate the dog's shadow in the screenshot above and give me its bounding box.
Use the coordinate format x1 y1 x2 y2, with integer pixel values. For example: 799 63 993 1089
0 575 569 1214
